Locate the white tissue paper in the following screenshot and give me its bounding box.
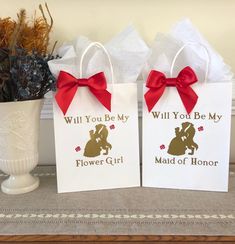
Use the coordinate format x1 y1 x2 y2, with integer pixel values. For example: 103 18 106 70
143 18 234 82
48 25 150 83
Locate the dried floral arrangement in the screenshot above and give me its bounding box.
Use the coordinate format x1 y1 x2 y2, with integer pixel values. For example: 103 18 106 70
0 4 57 102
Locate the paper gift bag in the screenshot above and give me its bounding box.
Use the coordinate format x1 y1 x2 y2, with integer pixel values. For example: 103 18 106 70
142 43 232 192
53 42 140 193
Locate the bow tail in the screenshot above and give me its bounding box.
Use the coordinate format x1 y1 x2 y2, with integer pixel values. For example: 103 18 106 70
144 86 165 112
177 87 198 114
55 85 78 115
90 88 112 112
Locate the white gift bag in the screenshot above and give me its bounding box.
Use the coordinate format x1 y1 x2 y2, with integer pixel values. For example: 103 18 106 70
53 43 140 193
142 43 233 192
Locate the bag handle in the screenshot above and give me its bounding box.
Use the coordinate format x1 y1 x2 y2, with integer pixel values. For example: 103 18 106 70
170 42 210 83
79 42 114 84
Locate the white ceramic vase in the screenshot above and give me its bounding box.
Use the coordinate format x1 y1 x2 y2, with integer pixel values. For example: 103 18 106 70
0 99 43 194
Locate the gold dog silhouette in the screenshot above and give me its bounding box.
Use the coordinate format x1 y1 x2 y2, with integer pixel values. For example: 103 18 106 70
84 124 112 157
168 122 198 156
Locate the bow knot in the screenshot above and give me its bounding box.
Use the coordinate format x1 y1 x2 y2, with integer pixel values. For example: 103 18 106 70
55 71 111 115
144 66 198 114
77 78 89 86
165 78 178 87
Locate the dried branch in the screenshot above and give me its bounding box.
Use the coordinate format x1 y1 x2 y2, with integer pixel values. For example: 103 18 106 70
39 3 54 54
50 40 57 55
0 3 57 102
9 9 26 55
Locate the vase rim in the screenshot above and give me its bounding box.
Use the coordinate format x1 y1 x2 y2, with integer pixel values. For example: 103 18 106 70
0 98 44 105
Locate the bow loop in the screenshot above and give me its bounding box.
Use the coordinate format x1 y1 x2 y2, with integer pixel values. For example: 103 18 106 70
57 71 78 89
177 66 198 86
146 70 166 89
55 71 111 115
144 66 198 114
87 72 108 90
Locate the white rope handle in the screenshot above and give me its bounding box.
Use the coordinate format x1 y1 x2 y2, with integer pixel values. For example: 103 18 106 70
170 42 210 83
79 42 114 84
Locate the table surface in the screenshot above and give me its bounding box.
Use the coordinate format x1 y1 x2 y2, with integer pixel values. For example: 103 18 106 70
0 165 234 243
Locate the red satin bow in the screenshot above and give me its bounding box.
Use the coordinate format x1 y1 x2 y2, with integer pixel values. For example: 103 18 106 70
55 71 111 115
144 66 198 114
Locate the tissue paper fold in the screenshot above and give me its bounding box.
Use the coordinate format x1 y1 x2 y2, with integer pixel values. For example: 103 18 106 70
143 19 234 82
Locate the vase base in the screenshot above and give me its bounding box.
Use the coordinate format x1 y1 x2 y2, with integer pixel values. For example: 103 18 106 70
1 174 39 194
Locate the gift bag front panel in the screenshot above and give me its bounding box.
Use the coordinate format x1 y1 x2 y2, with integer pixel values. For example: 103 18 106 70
53 83 140 193
142 82 232 192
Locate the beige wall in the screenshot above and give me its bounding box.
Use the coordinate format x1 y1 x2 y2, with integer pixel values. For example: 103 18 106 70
1 0 235 164
1 0 235 70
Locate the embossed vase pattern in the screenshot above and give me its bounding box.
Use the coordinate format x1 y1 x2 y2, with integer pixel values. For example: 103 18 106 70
0 99 43 194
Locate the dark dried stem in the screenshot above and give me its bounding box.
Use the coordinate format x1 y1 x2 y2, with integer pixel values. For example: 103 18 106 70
8 9 26 55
